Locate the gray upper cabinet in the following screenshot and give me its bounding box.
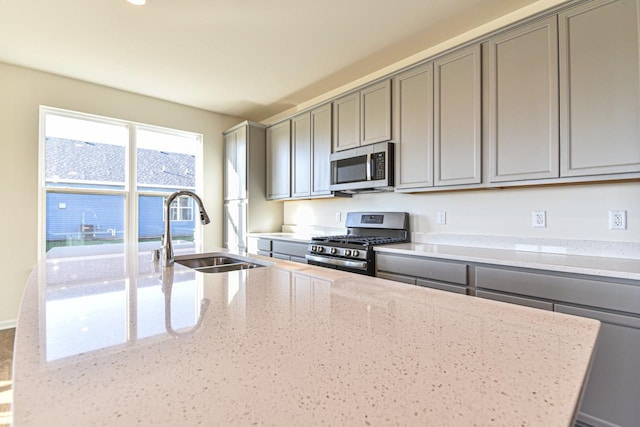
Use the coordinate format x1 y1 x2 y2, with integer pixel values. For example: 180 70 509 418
393 45 481 192
311 103 332 196
559 0 640 177
290 103 333 199
360 79 392 145
434 45 482 186
333 92 360 151
292 112 311 198
393 63 434 190
333 80 391 152
486 16 560 182
266 120 291 200
223 125 247 201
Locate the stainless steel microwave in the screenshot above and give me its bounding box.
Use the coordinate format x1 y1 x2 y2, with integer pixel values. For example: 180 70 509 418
329 142 394 193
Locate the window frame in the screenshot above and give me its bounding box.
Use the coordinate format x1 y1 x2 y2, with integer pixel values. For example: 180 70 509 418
38 106 204 260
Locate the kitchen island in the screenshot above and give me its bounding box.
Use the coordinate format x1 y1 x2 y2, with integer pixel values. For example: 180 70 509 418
12 248 599 426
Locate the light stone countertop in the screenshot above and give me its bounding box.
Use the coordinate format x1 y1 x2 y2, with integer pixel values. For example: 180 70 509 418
12 247 600 426
375 243 640 280
248 232 640 280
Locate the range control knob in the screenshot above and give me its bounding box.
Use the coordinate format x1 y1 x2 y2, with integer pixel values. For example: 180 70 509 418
311 245 317 251
352 250 359 257
317 246 324 253
330 247 337 255
344 249 352 256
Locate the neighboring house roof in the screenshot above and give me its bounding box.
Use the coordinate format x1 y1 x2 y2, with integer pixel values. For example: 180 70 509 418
45 137 195 187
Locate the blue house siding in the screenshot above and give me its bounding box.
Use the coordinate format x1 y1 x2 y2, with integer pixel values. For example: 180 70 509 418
47 194 195 241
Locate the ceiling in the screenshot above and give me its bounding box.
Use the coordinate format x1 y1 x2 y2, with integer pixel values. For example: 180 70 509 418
0 0 541 122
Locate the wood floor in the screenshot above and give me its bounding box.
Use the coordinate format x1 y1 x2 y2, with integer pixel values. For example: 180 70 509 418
0 328 15 427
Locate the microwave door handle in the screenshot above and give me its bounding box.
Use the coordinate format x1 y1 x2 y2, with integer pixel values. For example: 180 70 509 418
366 153 372 181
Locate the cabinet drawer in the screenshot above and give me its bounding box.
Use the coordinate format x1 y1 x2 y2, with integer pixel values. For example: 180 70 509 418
377 272 417 285
477 290 554 311
272 253 290 261
377 253 468 285
417 279 467 295
272 240 308 258
476 266 640 315
257 250 270 257
257 239 272 252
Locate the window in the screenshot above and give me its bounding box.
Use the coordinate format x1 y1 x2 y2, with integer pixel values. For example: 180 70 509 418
169 196 194 222
40 107 203 258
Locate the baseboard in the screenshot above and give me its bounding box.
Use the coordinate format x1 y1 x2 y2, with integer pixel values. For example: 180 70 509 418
0 319 17 330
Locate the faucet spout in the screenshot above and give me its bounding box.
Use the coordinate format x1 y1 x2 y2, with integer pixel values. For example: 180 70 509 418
162 190 210 266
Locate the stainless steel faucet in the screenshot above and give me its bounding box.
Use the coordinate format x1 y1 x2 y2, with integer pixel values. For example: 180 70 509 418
161 190 210 266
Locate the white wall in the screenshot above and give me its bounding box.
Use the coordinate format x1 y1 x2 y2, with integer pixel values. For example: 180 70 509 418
284 182 639 242
0 62 241 326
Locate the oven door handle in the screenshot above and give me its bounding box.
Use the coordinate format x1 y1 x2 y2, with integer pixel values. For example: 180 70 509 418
305 254 368 270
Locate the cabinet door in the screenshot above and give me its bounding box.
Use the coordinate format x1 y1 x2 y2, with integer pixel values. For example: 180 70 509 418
555 304 640 427
486 17 560 182
223 200 247 252
559 0 640 176
434 45 482 186
333 92 360 151
311 103 332 196
360 80 392 145
266 120 291 200
223 127 247 201
393 63 434 189
292 112 311 198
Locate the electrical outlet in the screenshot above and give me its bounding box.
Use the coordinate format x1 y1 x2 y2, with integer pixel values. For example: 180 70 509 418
609 210 627 230
335 212 341 222
532 210 546 228
437 211 447 225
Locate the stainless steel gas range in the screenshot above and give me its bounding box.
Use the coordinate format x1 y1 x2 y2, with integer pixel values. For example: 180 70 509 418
305 212 410 276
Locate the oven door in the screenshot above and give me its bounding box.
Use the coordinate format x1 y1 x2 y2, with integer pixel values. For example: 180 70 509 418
305 254 371 276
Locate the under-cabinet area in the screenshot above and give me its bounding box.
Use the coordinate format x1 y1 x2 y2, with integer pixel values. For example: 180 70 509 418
374 247 640 427
261 0 640 201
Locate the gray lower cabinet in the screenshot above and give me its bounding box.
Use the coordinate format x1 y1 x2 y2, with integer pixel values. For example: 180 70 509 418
475 264 640 427
376 252 468 294
255 238 308 264
485 16 560 182
555 304 640 427
559 0 640 177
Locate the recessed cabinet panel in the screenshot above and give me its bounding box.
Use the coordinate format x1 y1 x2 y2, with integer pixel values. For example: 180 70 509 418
333 93 360 151
393 63 434 189
360 80 392 145
555 304 640 427
311 103 332 196
292 113 311 198
434 45 482 186
266 120 291 200
487 17 560 182
559 0 640 176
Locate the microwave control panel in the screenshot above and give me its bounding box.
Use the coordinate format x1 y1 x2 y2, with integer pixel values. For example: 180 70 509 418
372 152 386 180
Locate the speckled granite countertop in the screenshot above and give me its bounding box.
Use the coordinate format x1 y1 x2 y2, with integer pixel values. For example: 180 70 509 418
375 243 640 280
13 248 599 426
249 232 640 280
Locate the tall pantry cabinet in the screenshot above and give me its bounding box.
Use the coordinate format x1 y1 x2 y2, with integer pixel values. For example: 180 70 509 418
223 121 282 252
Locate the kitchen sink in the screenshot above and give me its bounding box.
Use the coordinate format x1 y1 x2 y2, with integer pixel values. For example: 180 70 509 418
174 253 272 273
